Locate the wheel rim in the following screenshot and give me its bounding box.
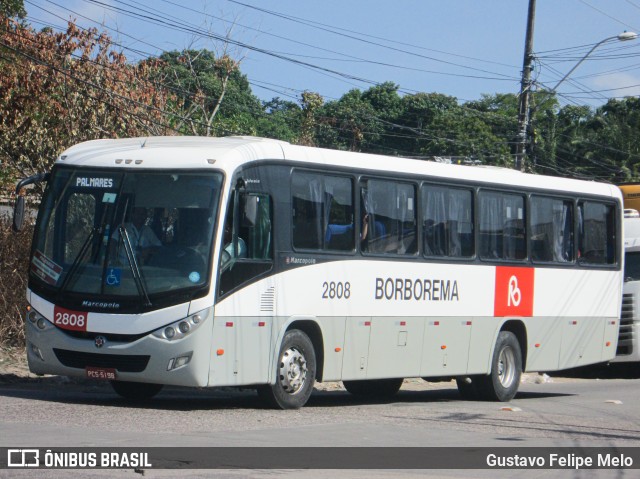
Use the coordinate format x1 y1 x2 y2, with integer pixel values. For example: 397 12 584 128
498 346 516 388
278 347 307 395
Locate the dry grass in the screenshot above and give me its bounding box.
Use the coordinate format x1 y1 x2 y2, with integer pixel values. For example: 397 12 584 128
0 214 32 347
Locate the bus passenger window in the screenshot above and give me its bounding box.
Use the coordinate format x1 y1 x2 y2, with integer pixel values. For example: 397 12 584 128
422 185 473 258
361 179 416 255
578 201 616 265
479 191 526 261
292 172 354 252
530 196 573 263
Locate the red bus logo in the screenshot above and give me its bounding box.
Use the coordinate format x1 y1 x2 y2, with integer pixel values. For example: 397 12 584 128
494 266 534 317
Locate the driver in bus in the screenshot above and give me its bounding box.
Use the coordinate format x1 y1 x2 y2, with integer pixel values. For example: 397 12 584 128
113 207 161 264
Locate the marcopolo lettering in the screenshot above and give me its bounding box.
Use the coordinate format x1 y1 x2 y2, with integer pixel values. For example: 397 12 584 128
375 277 459 301
75 177 114 188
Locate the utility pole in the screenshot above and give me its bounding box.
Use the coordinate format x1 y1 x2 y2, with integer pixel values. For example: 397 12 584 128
514 0 536 171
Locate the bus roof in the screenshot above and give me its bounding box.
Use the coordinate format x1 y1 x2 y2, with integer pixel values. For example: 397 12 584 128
56 136 620 199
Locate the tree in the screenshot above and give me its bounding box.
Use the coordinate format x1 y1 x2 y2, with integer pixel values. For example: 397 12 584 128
0 0 25 19
298 91 323 146
0 18 173 193
316 88 383 152
155 49 262 136
255 97 302 143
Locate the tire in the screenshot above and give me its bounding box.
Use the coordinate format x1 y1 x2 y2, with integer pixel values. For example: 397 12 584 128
477 331 522 402
342 378 403 397
258 329 316 409
455 376 480 400
110 381 163 401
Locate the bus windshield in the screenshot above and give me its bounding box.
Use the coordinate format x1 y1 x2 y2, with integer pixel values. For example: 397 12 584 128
624 251 640 282
30 167 223 312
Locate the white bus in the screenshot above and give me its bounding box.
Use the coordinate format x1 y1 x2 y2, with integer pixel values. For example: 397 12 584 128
13 136 623 409
613 210 640 363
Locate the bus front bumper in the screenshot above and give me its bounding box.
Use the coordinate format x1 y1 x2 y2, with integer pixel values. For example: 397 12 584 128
25 312 214 387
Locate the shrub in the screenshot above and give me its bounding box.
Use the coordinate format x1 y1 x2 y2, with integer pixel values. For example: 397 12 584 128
0 212 32 347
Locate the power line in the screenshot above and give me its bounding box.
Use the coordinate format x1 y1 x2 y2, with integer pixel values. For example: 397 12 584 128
20 6 523 153
225 0 518 76
578 0 639 32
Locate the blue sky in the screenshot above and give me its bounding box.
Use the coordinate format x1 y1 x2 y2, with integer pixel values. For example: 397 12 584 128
24 0 640 107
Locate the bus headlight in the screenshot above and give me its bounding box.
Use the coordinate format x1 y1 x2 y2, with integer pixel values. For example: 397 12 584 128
26 307 53 331
152 308 210 341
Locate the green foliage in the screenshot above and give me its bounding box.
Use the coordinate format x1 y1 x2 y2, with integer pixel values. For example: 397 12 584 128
155 50 263 136
256 98 302 143
316 88 384 151
0 0 25 18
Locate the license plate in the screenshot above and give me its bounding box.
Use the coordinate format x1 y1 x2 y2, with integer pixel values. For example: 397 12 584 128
85 367 117 380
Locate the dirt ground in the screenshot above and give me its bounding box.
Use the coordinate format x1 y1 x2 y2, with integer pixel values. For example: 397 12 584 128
0 345 32 381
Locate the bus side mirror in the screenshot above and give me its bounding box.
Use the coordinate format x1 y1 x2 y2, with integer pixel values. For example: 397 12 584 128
11 172 49 232
12 195 25 232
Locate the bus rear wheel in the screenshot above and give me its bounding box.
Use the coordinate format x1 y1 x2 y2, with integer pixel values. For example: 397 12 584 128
258 329 316 409
110 380 163 401
477 331 522 402
342 378 404 397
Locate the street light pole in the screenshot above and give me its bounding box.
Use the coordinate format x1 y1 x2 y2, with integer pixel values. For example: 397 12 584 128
514 25 638 171
548 31 639 93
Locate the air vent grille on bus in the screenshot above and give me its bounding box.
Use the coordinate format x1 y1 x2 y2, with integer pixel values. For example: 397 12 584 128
617 293 635 356
260 286 275 312
53 349 150 372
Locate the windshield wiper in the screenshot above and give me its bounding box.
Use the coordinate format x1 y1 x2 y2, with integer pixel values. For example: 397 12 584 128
59 227 99 294
118 225 152 307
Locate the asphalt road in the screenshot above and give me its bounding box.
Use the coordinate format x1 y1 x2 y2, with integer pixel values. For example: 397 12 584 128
0 367 639 479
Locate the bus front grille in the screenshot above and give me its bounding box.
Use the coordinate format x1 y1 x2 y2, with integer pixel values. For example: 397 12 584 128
53 349 150 373
617 293 635 356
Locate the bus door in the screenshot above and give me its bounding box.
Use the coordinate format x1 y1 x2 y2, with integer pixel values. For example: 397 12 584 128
213 190 275 386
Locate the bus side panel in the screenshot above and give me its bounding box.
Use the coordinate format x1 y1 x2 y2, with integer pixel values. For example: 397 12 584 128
465 317 499 375
535 268 621 368
210 279 277 387
534 269 621 324
523 317 562 372
420 316 472 377
317 316 346 382
558 317 606 369
208 314 237 386
341 317 371 380
603 314 624 361
236 316 273 385
367 316 424 379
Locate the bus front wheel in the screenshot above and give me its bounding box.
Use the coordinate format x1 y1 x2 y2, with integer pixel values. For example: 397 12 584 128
110 380 163 401
258 329 316 409
477 331 522 402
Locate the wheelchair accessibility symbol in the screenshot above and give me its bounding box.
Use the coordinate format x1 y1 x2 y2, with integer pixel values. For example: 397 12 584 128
106 267 121 286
